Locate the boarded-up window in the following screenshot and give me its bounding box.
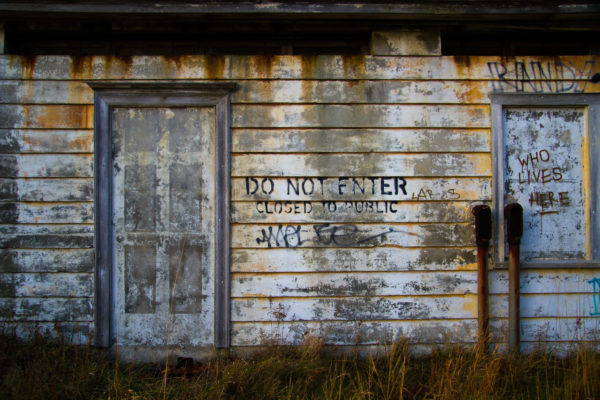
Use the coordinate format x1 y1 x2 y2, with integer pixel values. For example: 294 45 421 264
493 94 600 265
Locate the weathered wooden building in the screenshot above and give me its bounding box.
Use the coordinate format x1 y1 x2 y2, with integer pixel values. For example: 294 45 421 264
1 1 599 360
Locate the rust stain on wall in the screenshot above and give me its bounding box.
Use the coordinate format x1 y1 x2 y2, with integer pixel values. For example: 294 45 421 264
454 81 484 104
31 105 94 129
299 56 316 100
461 294 478 317
71 56 92 79
300 56 317 79
342 55 366 79
18 56 37 80
67 135 91 152
204 56 225 79
167 55 191 78
108 56 133 79
255 56 275 79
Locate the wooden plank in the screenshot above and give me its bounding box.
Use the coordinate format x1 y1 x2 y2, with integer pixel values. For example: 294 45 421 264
232 319 477 346
232 105 490 128
0 105 93 129
1 55 598 81
232 200 472 223
0 249 94 273
232 269 600 297
0 178 93 201
232 128 490 153
0 273 92 297
0 154 93 178
232 80 489 104
343 344 441 357
232 154 491 177
487 342 600 355
232 271 477 297
490 318 600 343
233 223 473 248
490 294 596 318
519 342 600 354
232 177 491 201
0 202 93 224
0 81 93 104
0 322 93 344
0 224 93 234
489 270 600 294
0 129 93 153
6 76 598 106
0 298 93 321
0 234 93 249
0 321 93 344
232 247 477 273
0 225 93 249
232 293 596 322
231 295 478 321
0 79 489 104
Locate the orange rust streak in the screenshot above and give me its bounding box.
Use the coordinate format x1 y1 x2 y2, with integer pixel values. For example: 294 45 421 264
26 105 94 129
18 55 37 80
341 55 366 79
300 56 316 80
455 82 485 104
204 56 225 79
70 56 93 79
68 135 93 152
452 55 474 80
254 56 275 79
165 55 195 78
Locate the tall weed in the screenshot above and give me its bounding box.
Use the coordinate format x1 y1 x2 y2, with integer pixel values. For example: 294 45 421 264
1 333 598 400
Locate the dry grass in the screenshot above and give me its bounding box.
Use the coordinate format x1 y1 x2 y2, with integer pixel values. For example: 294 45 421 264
0 333 598 400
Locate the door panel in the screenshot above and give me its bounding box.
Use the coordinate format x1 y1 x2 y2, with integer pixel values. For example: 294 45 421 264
112 107 216 347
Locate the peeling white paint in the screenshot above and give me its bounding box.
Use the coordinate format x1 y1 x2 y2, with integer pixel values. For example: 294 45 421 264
0 54 598 353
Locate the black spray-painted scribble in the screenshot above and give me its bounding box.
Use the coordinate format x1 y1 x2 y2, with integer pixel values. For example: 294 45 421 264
256 225 305 248
255 223 396 248
411 187 460 201
488 60 597 93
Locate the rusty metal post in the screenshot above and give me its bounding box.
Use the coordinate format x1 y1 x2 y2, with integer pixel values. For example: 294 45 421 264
472 205 491 352
504 203 523 354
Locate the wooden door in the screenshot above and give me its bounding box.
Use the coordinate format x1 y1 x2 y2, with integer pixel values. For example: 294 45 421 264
111 106 216 348
92 83 234 352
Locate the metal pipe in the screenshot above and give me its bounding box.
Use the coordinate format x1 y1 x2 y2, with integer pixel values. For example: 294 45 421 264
472 205 491 352
508 241 520 353
504 203 523 354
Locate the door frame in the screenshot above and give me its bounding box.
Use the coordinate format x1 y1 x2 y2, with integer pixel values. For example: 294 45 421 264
89 82 237 348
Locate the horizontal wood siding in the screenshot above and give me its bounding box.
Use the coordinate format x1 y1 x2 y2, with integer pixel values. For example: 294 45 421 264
1 55 597 81
232 129 490 153
0 321 93 345
0 69 95 336
0 54 598 350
